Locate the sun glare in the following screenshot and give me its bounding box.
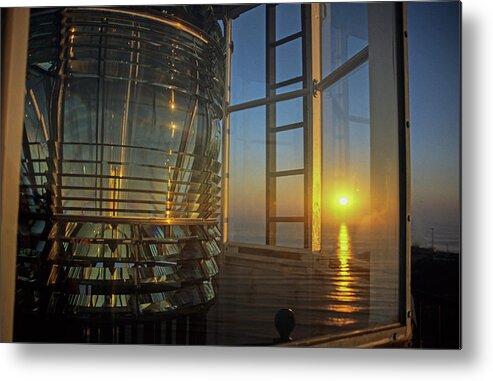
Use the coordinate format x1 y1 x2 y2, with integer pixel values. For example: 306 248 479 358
339 197 348 206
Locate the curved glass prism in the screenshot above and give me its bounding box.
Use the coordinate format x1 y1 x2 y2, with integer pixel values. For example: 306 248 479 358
21 7 224 320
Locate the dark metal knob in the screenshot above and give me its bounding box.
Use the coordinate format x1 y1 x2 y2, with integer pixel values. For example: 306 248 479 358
275 308 295 343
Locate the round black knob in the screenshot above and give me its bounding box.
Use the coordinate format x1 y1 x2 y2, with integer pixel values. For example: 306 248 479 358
274 308 295 342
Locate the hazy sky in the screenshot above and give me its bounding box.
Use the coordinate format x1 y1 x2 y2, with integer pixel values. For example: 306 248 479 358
407 1 460 250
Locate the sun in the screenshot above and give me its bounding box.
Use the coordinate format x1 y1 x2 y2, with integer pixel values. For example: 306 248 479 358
339 197 348 206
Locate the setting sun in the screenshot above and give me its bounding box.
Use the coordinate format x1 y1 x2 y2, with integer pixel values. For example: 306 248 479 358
339 197 348 206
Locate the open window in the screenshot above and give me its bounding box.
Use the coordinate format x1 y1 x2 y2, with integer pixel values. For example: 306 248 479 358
220 2 410 346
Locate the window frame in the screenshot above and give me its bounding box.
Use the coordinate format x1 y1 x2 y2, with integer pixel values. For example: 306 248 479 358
220 2 411 347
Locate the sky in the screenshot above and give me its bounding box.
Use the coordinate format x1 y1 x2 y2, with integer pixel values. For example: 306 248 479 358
226 2 461 252
407 1 461 251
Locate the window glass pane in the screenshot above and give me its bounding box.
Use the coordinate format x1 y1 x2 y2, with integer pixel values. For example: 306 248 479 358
276 38 303 84
322 3 368 77
276 222 304 248
276 97 304 127
322 63 370 252
276 175 304 217
275 128 304 171
275 3 301 40
229 106 266 244
322 62 400 326
231 5 266 105
275 80 303 95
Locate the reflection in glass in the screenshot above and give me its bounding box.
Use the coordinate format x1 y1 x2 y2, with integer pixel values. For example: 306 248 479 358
322 3 368 77
275 3 301 40
322 63 370 245
322 61 399 327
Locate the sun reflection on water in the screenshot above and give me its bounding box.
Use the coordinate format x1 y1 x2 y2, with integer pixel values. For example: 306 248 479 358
326 223 361 322
336 223 352 294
